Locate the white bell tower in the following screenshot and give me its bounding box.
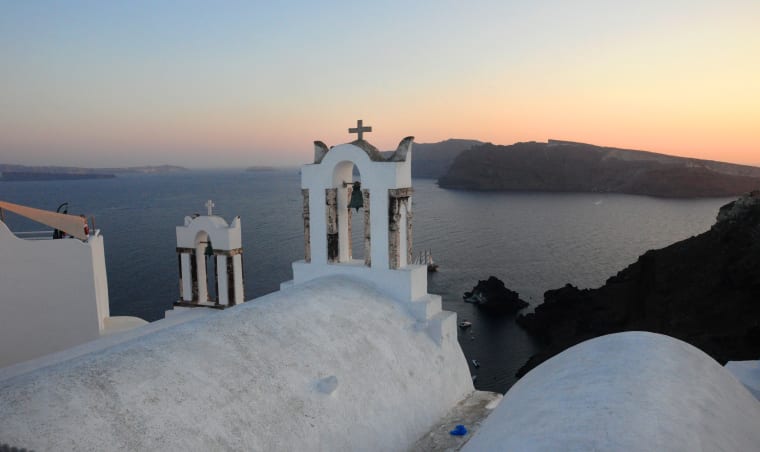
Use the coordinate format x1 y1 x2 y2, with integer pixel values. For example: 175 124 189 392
175 201 245 308
281 121 457 345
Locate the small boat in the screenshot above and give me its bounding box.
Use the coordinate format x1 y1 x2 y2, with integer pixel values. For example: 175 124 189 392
472 359 480 368
459 321 472 329
425 249 439 273
413 249 439 272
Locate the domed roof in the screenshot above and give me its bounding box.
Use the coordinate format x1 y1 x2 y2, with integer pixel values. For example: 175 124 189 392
0 276 472 450
463 332 760 451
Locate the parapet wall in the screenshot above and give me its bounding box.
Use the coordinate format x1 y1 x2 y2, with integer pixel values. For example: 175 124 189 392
0 222 109 367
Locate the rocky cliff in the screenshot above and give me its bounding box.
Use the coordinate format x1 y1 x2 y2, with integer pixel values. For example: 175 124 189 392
380 139 482 179
411 139 483 178
515 191 760 377
438 140 760 197
463 276 529 314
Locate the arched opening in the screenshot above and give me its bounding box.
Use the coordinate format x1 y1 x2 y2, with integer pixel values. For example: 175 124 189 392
348 164 365 262
331 159 371 266
194 230 218 303
204 239 218 303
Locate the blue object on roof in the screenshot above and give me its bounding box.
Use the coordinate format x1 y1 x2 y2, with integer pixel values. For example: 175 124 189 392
450 424 468 436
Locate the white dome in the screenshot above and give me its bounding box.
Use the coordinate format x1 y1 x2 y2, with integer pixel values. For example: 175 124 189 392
463 331 760 451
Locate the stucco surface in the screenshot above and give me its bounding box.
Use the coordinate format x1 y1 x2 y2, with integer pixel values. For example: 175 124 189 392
726 360 760 401
0 221 106 367
462 332 760 452
0 276 473 451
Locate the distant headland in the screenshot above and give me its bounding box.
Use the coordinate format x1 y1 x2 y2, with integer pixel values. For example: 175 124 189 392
435 139 760 198
1 171 116 181
0 164 187 182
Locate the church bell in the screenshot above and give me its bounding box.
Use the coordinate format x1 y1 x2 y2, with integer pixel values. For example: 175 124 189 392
348 181 363 211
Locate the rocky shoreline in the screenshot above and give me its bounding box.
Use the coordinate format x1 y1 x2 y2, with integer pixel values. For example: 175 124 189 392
513 191 760 377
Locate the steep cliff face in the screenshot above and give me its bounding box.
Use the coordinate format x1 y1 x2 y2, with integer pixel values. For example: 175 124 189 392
516 191 760 377
438 141 760 197
411 139 482 178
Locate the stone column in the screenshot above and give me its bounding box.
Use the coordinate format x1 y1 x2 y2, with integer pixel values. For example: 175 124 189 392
235 253 245 304
177 248 194 302
346 186 353 261
226 254 236 305
388 197 401 270
213 256 220 303
195 245 208 303
177 253 182 296
388 188 412 270
216 254 228 306
363 189 371 267
190 250 199 302
405 200 413 265
326 188 338 263
302 189 311 263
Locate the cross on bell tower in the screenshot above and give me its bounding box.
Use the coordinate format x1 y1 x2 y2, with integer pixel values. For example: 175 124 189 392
348 119 372 141
205 200 215 216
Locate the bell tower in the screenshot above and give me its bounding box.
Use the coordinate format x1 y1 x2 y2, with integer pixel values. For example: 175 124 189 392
281 121 456 345
175 201 245 308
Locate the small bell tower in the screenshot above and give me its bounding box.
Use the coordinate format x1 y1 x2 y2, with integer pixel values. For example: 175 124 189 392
175 201 245 308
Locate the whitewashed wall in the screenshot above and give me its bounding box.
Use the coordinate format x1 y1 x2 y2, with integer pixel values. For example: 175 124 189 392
0 221 110 367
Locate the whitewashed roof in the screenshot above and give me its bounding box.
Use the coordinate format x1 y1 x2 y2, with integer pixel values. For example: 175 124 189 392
463 332 760 452
726 360 760 401
0 276 472 451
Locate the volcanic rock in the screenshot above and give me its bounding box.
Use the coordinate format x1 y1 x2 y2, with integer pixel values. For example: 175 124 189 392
516 191 760 377
464 276 529 315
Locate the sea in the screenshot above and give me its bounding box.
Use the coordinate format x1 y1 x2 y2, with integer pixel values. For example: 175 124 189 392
0 169 733 393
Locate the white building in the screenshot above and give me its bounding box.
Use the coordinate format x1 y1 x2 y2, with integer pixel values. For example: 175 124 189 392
0 201 146 368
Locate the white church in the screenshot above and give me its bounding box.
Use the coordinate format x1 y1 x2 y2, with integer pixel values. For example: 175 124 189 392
1 122 759 451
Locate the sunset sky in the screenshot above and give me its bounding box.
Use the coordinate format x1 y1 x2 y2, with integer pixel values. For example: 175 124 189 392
1 1 758 168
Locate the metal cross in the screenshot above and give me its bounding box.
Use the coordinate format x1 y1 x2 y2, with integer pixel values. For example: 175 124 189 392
205 199 215 216
348 119 372 141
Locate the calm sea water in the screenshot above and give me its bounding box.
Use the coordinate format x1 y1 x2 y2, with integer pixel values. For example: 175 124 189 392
0 170 732 393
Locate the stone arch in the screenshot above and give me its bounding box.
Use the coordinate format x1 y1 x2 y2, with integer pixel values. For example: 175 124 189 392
323 146 376 189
